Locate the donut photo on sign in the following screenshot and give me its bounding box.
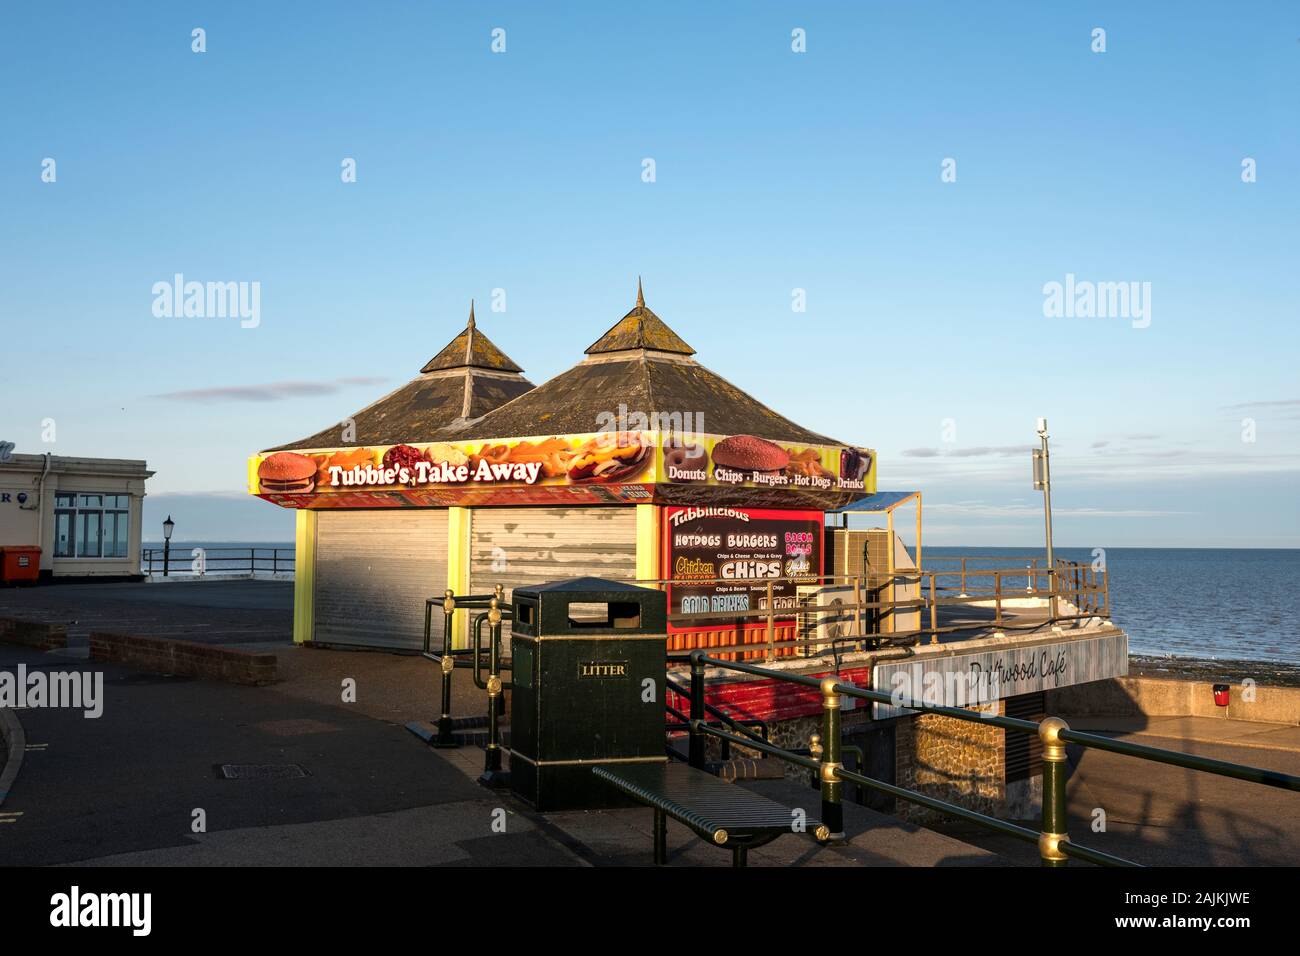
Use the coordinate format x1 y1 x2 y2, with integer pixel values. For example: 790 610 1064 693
661 435 708 482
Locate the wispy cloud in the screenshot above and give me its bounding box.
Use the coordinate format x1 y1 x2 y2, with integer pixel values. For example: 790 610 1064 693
149 377 386 403
147 489 252 499
887 444 1300 487
902 445 1032 458
924 500 1189 519
1222 399 1300 410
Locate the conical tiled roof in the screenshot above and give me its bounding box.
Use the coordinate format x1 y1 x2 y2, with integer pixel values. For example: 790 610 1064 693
422 301 524 373
266 304 532 451
585 279 695 356
435 284 836 445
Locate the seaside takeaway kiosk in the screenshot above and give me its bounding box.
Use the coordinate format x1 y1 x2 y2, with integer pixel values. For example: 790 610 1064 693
249 283 1129 823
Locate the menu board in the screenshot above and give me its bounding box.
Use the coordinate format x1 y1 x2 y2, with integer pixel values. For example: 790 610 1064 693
662 506 822 631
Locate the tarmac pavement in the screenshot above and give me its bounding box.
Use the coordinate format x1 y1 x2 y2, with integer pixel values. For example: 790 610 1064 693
0 579 294 646
928 719 1300 866
1 638 1000 867
0 644 579 866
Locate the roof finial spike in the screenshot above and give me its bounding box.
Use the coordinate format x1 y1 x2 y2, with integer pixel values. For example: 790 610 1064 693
636 276 645 309
464 299 476 366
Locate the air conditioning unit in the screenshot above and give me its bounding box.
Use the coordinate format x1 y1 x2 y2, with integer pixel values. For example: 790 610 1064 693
825 527 919 636
825 528 890 579
796 584 858 656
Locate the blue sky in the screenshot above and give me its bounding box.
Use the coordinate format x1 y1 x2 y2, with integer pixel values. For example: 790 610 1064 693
2 2 1297 547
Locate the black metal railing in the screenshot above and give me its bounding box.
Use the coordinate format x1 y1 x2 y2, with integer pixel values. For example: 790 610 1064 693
141 546 294 577
636 556 1108 662
411 589 1299 868
682 652 1300 867
664 676 769 763
420 586 513 780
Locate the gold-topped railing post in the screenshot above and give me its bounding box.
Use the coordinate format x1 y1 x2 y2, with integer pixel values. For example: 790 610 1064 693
1038 716 1071 867
433 589 459 748
480 595 507 785
819 678 845 842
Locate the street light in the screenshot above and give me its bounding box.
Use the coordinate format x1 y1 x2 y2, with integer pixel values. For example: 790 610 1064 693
162 515 175 577
1032 420 1056 619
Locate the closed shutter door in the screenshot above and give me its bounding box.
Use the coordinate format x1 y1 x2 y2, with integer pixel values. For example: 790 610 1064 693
469 506 637 604
314 510 449 650
1004 692 1046 783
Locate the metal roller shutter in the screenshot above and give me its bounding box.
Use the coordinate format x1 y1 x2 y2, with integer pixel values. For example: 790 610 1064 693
1004 692 1046 783
469 506 637 603
314 510 449 650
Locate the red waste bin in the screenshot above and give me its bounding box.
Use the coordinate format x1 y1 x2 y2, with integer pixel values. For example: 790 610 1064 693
0 546 42 585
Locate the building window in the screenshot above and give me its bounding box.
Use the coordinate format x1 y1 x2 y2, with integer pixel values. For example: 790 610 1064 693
54 509 74 557
53 493 130 558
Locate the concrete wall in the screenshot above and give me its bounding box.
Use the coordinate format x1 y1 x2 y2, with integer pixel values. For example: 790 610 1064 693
1047 676 1300 725
89 632 277 686
0 616 69 651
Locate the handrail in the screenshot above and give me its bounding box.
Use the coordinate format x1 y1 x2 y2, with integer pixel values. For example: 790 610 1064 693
665 677 769 745
664 702 767 763
639 556 1109 662
1056 727 1300 791
634 564 1097 588
421 585 509 748
141 546 295 576
685 652 1300 866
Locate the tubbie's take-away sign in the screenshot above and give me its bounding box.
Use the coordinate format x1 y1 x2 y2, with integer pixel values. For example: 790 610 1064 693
248 431 875 509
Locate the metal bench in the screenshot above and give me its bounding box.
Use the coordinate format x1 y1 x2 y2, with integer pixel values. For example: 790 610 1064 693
593 762 829 867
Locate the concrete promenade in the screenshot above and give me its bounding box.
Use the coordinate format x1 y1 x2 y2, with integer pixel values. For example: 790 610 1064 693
1 579 1297 866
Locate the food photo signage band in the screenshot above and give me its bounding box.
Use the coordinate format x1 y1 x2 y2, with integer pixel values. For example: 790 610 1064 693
252 432 652 494
250 433 874 498
662 506 823 631
659 434 873 492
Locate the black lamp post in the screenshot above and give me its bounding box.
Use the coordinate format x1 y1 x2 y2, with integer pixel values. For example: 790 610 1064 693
162 515 175 577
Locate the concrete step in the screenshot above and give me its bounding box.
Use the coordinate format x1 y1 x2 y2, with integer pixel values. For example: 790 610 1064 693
452 728 511 749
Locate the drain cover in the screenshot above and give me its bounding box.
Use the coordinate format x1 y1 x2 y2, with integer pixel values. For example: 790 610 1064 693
218 763 308 780
254 718 341 737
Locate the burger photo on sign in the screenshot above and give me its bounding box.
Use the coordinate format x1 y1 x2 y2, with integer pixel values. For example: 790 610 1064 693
257 452 317 494
710 434 790 483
